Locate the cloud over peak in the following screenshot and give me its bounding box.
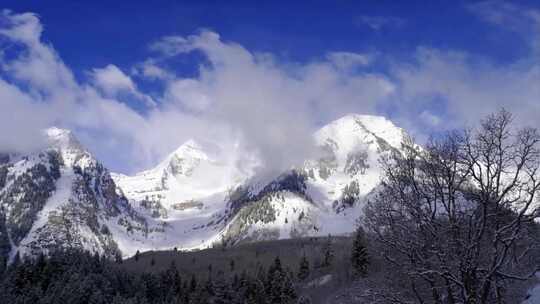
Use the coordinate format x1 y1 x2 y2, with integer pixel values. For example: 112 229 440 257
0 3 539 174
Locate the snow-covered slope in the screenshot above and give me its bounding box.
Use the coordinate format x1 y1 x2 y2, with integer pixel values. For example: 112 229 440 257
0 128 147 261
113 139 255 213
113 113 407 251
0 113 407 260
219 114 406 244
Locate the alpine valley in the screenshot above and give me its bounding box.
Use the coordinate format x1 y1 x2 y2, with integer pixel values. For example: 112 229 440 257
0 114 408 261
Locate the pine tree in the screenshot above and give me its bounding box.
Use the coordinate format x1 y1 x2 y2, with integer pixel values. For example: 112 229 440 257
211 271 231 304
281 268 297 303
232 271 249 304
162 261 182 296
267 257 283 302
351 227 369 277
297 295 312 304
297 255 310 281
230 259 235 272
115 251 123 264
322 235 333 267
0 255 6 277
265 257 297 304
134 250 140 262
190 274 198 293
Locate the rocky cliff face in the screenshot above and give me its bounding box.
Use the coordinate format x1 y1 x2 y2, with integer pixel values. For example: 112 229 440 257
0 128 147 261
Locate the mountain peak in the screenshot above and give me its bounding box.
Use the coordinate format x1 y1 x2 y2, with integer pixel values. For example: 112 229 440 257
338 112 383 120
171 139 204 158
318 113 405 150
165 139 208 167
44 127 84 152
332 113 396 130
43 127 95 168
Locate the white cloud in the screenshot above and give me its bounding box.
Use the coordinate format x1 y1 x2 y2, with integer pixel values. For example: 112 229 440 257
391 47 540 137
466 0 540 55
1 4 539 174
148 31 395 172
419 110 441 127
164 79 211 112
133 59 173 80
0 14 394 173
327 52 373 70
0 10 42 45
91 64 156 107
355 15 406 31
91 64 136 95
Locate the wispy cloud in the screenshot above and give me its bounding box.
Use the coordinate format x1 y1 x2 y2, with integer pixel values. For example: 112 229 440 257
466 0 540 54
354 15 406 31
91 64 156 107
326 52 373 70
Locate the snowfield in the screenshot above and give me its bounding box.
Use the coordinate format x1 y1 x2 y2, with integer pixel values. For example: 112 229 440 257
1 113 408 259
110 113 406 256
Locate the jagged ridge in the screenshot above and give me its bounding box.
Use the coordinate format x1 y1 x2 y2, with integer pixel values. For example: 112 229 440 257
0 114 407 260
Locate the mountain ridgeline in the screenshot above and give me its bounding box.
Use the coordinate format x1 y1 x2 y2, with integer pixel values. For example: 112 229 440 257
0 114 407 261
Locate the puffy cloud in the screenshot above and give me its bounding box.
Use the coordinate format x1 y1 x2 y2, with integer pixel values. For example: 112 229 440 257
163 79 212 112
91 64 136 95
133 59 173 80
0 10 78 152
0 14 394 173
1 3 539 175
91 64 156 107
0 10 42 45
0 78 49 152
148 31 395 172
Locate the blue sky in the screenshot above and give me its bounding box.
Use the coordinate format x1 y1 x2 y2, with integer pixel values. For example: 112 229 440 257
0 1 539 173
2 1 534 73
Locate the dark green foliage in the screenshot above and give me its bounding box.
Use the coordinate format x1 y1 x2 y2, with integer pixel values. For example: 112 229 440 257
297 295 312 304
0 210 11 260
0 238 362 304
0 165 8 189
351 227 368 278
0 249 303 304
321 235 333 267
344 150 369 176
5 156 60 245
340 180 359 208
211 271 231 304
297 255 310 281
0 153 9 165
266 257 297 304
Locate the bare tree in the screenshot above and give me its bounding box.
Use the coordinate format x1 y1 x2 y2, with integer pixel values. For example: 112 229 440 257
364 110 540 303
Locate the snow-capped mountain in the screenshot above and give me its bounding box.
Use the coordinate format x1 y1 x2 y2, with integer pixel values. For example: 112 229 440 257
219 114 406 244
0 128 148 262
113 114 407 251
0 114 407 261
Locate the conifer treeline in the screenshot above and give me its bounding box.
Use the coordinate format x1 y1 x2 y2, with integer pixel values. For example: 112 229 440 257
0 251 300 304
0 230 369 304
